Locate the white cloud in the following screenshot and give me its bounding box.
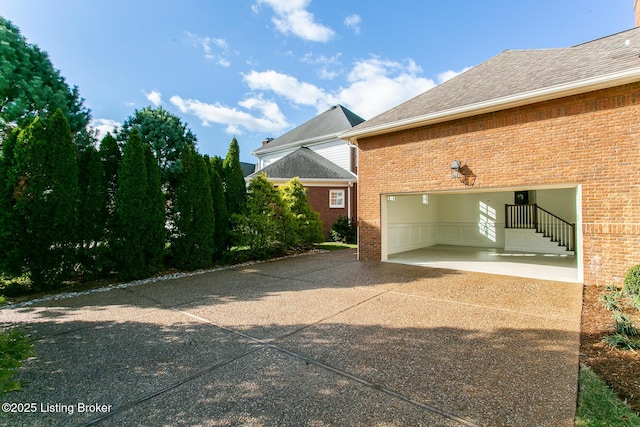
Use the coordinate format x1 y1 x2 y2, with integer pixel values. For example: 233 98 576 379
242 57 435 119
334 58 435 118
186 32 231 67
243 69 329 108
437 66 472 83
256 0 334 42
145 90 162 107
170 95 290 135
300 52 342 80
344 14 361 34
90 118 120 141
169 57 470 139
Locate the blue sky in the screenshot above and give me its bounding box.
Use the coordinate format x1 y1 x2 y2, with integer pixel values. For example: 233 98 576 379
0 0 634 162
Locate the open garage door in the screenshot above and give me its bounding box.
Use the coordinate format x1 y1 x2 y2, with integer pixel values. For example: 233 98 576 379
381 187 582 283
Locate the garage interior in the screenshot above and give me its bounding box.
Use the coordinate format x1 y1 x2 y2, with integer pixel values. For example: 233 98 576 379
381 187 582 283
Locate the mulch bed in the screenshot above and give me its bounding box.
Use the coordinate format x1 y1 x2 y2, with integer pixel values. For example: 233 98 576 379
580 284 640 413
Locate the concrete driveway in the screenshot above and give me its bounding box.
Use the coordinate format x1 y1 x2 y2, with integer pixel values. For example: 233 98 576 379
0 249 583 426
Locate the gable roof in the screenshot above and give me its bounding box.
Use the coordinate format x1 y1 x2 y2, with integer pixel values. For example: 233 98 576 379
342 27 640 140
247 147 357 181
240 162 256 177
254 105 364 155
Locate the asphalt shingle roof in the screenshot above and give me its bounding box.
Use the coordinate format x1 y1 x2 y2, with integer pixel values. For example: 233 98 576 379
248 147 357 181
348 27 640 134
254 105 364 154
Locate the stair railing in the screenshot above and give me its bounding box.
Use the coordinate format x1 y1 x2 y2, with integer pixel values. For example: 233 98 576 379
505 204 575 252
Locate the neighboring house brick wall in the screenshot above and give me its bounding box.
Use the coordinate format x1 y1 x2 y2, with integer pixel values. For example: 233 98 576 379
357 82 640 286
307 185 357 239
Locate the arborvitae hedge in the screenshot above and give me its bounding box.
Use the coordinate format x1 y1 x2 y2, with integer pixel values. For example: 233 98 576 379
171 146 215 270
222 137 246 217
9 110 79 289
77 146 108 276
142 144 166 275
206 155 228 257
112 128 151 280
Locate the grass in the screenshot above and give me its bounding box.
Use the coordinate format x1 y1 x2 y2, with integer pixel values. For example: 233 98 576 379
576 364 640 426
315 242 357 251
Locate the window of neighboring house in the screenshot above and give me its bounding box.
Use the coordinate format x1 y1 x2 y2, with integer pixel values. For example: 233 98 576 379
329 189 345 208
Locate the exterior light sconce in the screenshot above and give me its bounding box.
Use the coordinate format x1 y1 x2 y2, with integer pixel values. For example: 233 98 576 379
450 159 461 179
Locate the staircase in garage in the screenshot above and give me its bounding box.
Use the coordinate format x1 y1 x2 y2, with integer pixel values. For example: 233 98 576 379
505 204 575 254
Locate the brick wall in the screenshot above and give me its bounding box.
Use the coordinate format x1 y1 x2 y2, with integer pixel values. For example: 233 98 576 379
307 185 357 239
357 82 640 286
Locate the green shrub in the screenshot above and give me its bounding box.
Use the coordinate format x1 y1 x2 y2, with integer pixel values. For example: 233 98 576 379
613 312 639 337
330 216 356 244
602 333 640 351
623 265 640 297
234 173 296 259
600 266 640 351
0 329 34 395
599 292 620 312
278 178 324 247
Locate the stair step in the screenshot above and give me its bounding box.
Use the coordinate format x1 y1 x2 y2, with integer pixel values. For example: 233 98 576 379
534 232 574 252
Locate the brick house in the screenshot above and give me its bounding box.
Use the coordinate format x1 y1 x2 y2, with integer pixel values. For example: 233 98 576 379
250 105 363 238
341 25 640 286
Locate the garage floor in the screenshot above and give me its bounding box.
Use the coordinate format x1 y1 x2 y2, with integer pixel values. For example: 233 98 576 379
386 245 580 283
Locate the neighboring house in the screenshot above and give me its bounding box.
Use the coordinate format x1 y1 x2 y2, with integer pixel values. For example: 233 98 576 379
249 105 364 237
341 21 640 286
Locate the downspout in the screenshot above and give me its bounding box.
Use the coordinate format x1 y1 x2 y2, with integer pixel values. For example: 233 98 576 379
347 181 352 219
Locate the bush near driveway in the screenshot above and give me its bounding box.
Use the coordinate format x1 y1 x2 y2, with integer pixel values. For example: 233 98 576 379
0 326 34 395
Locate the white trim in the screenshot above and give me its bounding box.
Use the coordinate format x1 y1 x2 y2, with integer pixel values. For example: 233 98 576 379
252 133 343 156
341 67 640 141
576 185 584 284
246 177 356 187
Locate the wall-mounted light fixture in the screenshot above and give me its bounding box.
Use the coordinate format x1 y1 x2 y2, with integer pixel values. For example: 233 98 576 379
450 159 461 179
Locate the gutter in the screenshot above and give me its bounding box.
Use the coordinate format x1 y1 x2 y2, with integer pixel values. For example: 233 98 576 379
251 132 344 156
340 67 640 142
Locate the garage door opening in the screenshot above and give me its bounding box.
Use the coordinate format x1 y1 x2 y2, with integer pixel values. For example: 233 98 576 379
381 187 582 283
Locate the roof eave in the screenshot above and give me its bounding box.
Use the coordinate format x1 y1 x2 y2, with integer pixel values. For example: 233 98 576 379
340 67 640 142
245 177 357 186
252 132 346 156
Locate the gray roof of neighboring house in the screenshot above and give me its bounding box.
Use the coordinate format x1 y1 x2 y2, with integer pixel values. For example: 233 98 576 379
253 105 364 154
240 162 256 177
247 147 357 181
345 27 640 136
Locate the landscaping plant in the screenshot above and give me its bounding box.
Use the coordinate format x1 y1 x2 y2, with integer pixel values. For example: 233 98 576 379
330 216 357 244
0 321 34 395
600 265 640 350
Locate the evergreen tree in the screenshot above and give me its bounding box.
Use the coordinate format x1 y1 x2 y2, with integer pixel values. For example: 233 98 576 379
118 107 196 187
205 155 228 258
172 147 215 270
112 128 149 280
142 143 166 275
0 17 91 144
9 110 79 289
279 177 324 246
0 129 21 277
77 146 108 276
98 132 121 212
222 137 246 217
